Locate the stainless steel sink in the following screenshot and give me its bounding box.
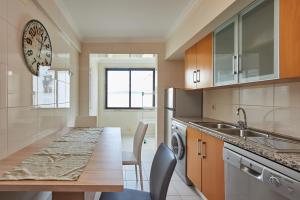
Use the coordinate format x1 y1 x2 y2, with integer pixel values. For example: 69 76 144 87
189 121 269 138
190 122 237 129
218 129 269 138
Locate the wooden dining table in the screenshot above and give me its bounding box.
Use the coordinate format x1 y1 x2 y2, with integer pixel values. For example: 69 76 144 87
0 127 124 200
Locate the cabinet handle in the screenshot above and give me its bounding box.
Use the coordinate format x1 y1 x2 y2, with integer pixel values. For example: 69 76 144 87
197 139 202 156
196 70 200 82
193 71 197 83
238 54 242 73
202 141 207 159
232 55 237 75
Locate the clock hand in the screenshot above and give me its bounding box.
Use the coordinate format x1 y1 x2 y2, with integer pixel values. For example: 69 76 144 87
38 38 44 58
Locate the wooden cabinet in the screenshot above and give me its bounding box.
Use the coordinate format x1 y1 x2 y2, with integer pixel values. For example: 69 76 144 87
280 0 300 79
187 127 224 200
187 127 202 190
196 33 213 88
184 33 213 89
184 46 197 89
201 133 224 200
184 0 300 88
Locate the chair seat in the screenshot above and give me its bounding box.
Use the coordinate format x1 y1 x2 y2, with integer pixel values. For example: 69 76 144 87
100 189 151 200
122 151 138 165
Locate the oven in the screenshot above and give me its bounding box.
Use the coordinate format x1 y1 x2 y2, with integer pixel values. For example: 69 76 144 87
224 143 300 200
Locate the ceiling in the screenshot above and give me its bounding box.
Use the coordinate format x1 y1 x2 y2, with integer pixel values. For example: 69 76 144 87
56 0 195 42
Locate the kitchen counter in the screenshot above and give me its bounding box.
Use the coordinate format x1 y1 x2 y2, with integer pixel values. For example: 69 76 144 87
173 117 300 172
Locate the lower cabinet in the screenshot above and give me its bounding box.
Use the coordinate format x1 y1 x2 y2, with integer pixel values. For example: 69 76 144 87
187 127 224 200
187 127 202 190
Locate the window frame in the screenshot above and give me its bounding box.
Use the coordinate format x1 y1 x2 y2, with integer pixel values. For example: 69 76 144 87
105 68 156 110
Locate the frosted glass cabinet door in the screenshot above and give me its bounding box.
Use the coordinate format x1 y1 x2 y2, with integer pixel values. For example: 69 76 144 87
239 0 278 83
214 18 238 86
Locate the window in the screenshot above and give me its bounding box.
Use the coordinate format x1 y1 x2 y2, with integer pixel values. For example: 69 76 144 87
105 68 155 109
33 69 71 108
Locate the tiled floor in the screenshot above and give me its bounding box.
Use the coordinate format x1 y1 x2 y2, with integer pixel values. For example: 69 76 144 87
122 136 203 200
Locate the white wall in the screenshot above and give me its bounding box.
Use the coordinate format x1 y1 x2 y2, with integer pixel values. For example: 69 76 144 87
79 43 185 145
0 0 80 199
95 57 157 137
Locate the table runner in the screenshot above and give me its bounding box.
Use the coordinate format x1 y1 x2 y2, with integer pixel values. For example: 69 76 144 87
0 128 103 181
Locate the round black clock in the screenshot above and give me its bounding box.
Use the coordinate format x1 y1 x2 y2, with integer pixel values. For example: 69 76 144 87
22 19 52 76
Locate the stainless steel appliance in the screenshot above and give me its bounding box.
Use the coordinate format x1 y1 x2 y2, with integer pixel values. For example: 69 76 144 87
170 120 192 185
164 88 202 147
224 143 300 200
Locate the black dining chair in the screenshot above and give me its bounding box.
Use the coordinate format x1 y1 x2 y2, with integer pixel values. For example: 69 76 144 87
100 143 177 200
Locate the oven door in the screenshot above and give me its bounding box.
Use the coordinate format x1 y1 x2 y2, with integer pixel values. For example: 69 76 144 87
171 132 184 160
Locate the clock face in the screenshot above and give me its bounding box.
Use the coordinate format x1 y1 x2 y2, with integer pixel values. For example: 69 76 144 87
22 20 52 76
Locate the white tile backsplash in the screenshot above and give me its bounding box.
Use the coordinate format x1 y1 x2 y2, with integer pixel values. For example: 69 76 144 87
274 82 300 108
7 106 38 154
240 84 274 106
273 107 300 138
0 108 7 160
242 105 274 132
0 0 79 162
0 18 7 109
0 0 7 20
203 82 300 138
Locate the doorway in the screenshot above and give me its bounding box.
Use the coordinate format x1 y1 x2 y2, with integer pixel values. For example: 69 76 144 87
89 53 158 142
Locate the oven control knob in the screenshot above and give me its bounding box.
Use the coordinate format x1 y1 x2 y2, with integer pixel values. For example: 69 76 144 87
269 176 281 187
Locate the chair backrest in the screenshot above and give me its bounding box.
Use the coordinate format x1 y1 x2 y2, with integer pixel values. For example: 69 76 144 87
149 143 177 200
75 116 97 128
133 121 148 163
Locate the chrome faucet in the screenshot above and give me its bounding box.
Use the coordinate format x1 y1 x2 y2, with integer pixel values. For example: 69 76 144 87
236 107 247 130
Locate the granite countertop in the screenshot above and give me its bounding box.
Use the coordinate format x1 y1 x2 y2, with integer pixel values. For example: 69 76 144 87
172 117 300 172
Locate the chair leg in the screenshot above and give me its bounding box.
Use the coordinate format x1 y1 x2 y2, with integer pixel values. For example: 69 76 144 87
134 164 138 181
139 164 144 190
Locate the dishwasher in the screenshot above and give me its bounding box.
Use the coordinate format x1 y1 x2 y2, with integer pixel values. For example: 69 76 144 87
223 143 300 200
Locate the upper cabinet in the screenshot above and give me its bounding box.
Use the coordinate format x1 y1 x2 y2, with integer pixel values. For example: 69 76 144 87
185 0 300 89
185 45 197 89
184 33 213 89
214 18 238 86
280 0 300 79
239 0 278 83
214 0 278 86
196 34 213 88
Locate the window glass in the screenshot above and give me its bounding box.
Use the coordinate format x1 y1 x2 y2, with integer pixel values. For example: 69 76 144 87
131 70 154 108
106 70 130 108
106 69 155 109
37 70 56 107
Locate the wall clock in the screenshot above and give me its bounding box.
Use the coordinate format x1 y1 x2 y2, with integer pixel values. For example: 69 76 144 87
22 19 52 76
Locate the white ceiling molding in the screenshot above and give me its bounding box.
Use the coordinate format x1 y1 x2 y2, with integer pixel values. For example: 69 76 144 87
165 0 202 40
83 37 165 44
53 0 82 40
33 0 82 52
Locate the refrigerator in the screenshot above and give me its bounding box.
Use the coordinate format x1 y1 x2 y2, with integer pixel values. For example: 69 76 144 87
164 88 203 145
